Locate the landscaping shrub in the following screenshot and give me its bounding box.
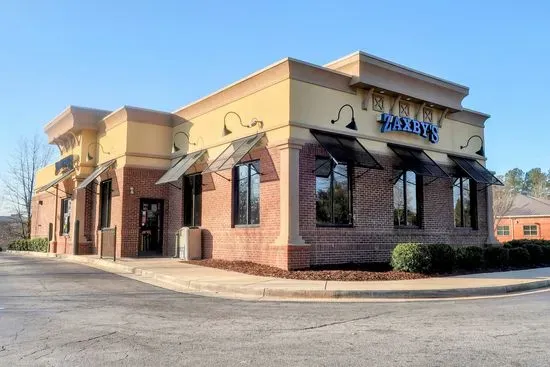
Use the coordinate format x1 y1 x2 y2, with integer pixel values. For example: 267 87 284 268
508 247 531 268
391 243 432 273
8 238 49 252
427 244 455 273
540 246 550 264
483 246 509 269
524 244 544 265
455 246 483 271
504 239 550 248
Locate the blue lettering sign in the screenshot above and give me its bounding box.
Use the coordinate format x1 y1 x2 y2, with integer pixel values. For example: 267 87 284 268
377 113 439 144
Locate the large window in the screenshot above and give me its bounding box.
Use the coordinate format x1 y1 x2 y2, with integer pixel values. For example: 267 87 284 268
315 157 351 226
497 225 510 236
394 171 421 227
100 180 112 229
60 198 71 235
453 177 477 228
523 225 538 236
234 161 260 226
183 174 202 227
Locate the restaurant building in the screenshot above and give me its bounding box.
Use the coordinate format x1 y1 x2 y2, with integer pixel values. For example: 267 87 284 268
31 51 503 269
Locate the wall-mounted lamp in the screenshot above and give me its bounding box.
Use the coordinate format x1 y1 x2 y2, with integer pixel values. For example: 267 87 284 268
222 111 263 136
87 142 110 161
173 131 197 152
330 104 357 131
460 135 485 157
130 186 134 195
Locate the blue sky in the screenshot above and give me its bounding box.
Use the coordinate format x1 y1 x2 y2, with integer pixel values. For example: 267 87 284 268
0 0 548 180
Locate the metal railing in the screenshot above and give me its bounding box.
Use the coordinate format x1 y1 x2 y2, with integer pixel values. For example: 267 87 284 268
100 226 117 261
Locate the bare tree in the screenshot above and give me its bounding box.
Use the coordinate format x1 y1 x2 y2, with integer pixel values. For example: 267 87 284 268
492 178 517 231
2 135 53 239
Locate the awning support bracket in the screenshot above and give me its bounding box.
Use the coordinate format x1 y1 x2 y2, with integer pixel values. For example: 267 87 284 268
423 176 441 187
354 168 371 180
169 182 182 191
213 171 231 182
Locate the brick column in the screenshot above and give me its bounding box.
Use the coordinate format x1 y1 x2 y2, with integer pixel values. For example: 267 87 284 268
273 139 310 269
71 179 87 254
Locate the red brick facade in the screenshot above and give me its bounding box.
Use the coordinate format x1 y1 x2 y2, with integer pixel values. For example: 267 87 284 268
31 142 490 269
299 143 489 266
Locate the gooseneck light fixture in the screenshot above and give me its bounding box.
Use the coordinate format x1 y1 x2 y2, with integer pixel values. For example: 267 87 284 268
222 111 263 136
460 135 485 157
172 131 197 152
87 142 110 161
330 104 357 131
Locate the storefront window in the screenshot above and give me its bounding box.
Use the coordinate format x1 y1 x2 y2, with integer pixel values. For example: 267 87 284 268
60 198 71 235
393 171 420 227
234 161 260 225
183 174 202 227
315 158 351 226
100 180 112 229
453 177 477 228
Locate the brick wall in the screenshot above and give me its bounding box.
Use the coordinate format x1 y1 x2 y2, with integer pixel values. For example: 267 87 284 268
166 177 183 257
201 146 286 267
299 143 489 266
119 167 170 257
495 216 550 242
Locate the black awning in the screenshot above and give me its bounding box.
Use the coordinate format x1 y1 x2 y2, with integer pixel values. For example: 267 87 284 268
448 155 503 186
388 144 449 179
156 150 206 185
36 169 75 193
76 159 116 190
203 133 265 174
310 129 383 170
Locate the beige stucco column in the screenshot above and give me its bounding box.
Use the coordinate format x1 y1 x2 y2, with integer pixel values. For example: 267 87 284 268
486 186 498 245
71 178 87 254
274 139 306 246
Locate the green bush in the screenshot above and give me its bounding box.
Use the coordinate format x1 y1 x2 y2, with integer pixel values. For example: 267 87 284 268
456 246 483 271
541 246 550 264
504 239 550 248
391 243 432 273
524 244 544 265
8 238 49 252
427 244 456 273
484 246 509 269
508 247 531 267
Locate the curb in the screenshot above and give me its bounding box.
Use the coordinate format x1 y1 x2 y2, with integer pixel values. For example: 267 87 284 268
6 250 550 300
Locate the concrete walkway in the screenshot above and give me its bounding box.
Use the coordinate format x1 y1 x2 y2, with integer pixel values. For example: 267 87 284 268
6 250 550 300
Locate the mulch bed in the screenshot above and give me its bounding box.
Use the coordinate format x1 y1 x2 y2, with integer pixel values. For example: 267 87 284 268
185 259 429 281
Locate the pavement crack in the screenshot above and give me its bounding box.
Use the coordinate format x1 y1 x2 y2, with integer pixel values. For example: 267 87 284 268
279 312 393 332
58 331 117 348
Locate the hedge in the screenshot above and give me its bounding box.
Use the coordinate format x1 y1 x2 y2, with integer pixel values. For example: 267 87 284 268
392 241 550 274
455 246 483 271
8 238 49 252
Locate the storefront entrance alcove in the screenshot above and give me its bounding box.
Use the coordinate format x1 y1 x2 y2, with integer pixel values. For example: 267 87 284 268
139 198 164 256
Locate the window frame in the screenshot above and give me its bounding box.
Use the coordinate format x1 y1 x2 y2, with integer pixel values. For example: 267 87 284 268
314 156 353 227
60 197 71 236
393 170 422 227
453 177 478 229
523 225 538 236
99 179 112 229
183 174 202 227
233 160 261 227
497 225 510 236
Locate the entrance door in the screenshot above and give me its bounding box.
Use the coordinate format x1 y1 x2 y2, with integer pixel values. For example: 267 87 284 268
139 199 164 256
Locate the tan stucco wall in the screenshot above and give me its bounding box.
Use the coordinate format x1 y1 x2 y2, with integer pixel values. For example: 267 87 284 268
173 79 291 164
289 79 485 166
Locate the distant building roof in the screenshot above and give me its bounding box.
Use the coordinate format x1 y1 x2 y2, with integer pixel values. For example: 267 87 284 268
503 194 550 217
0 216 17 223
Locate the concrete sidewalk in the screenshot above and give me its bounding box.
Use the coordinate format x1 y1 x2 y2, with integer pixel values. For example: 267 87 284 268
6 250 550 300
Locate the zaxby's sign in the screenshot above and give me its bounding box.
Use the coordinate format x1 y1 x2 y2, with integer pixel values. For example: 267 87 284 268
377 113 439 144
